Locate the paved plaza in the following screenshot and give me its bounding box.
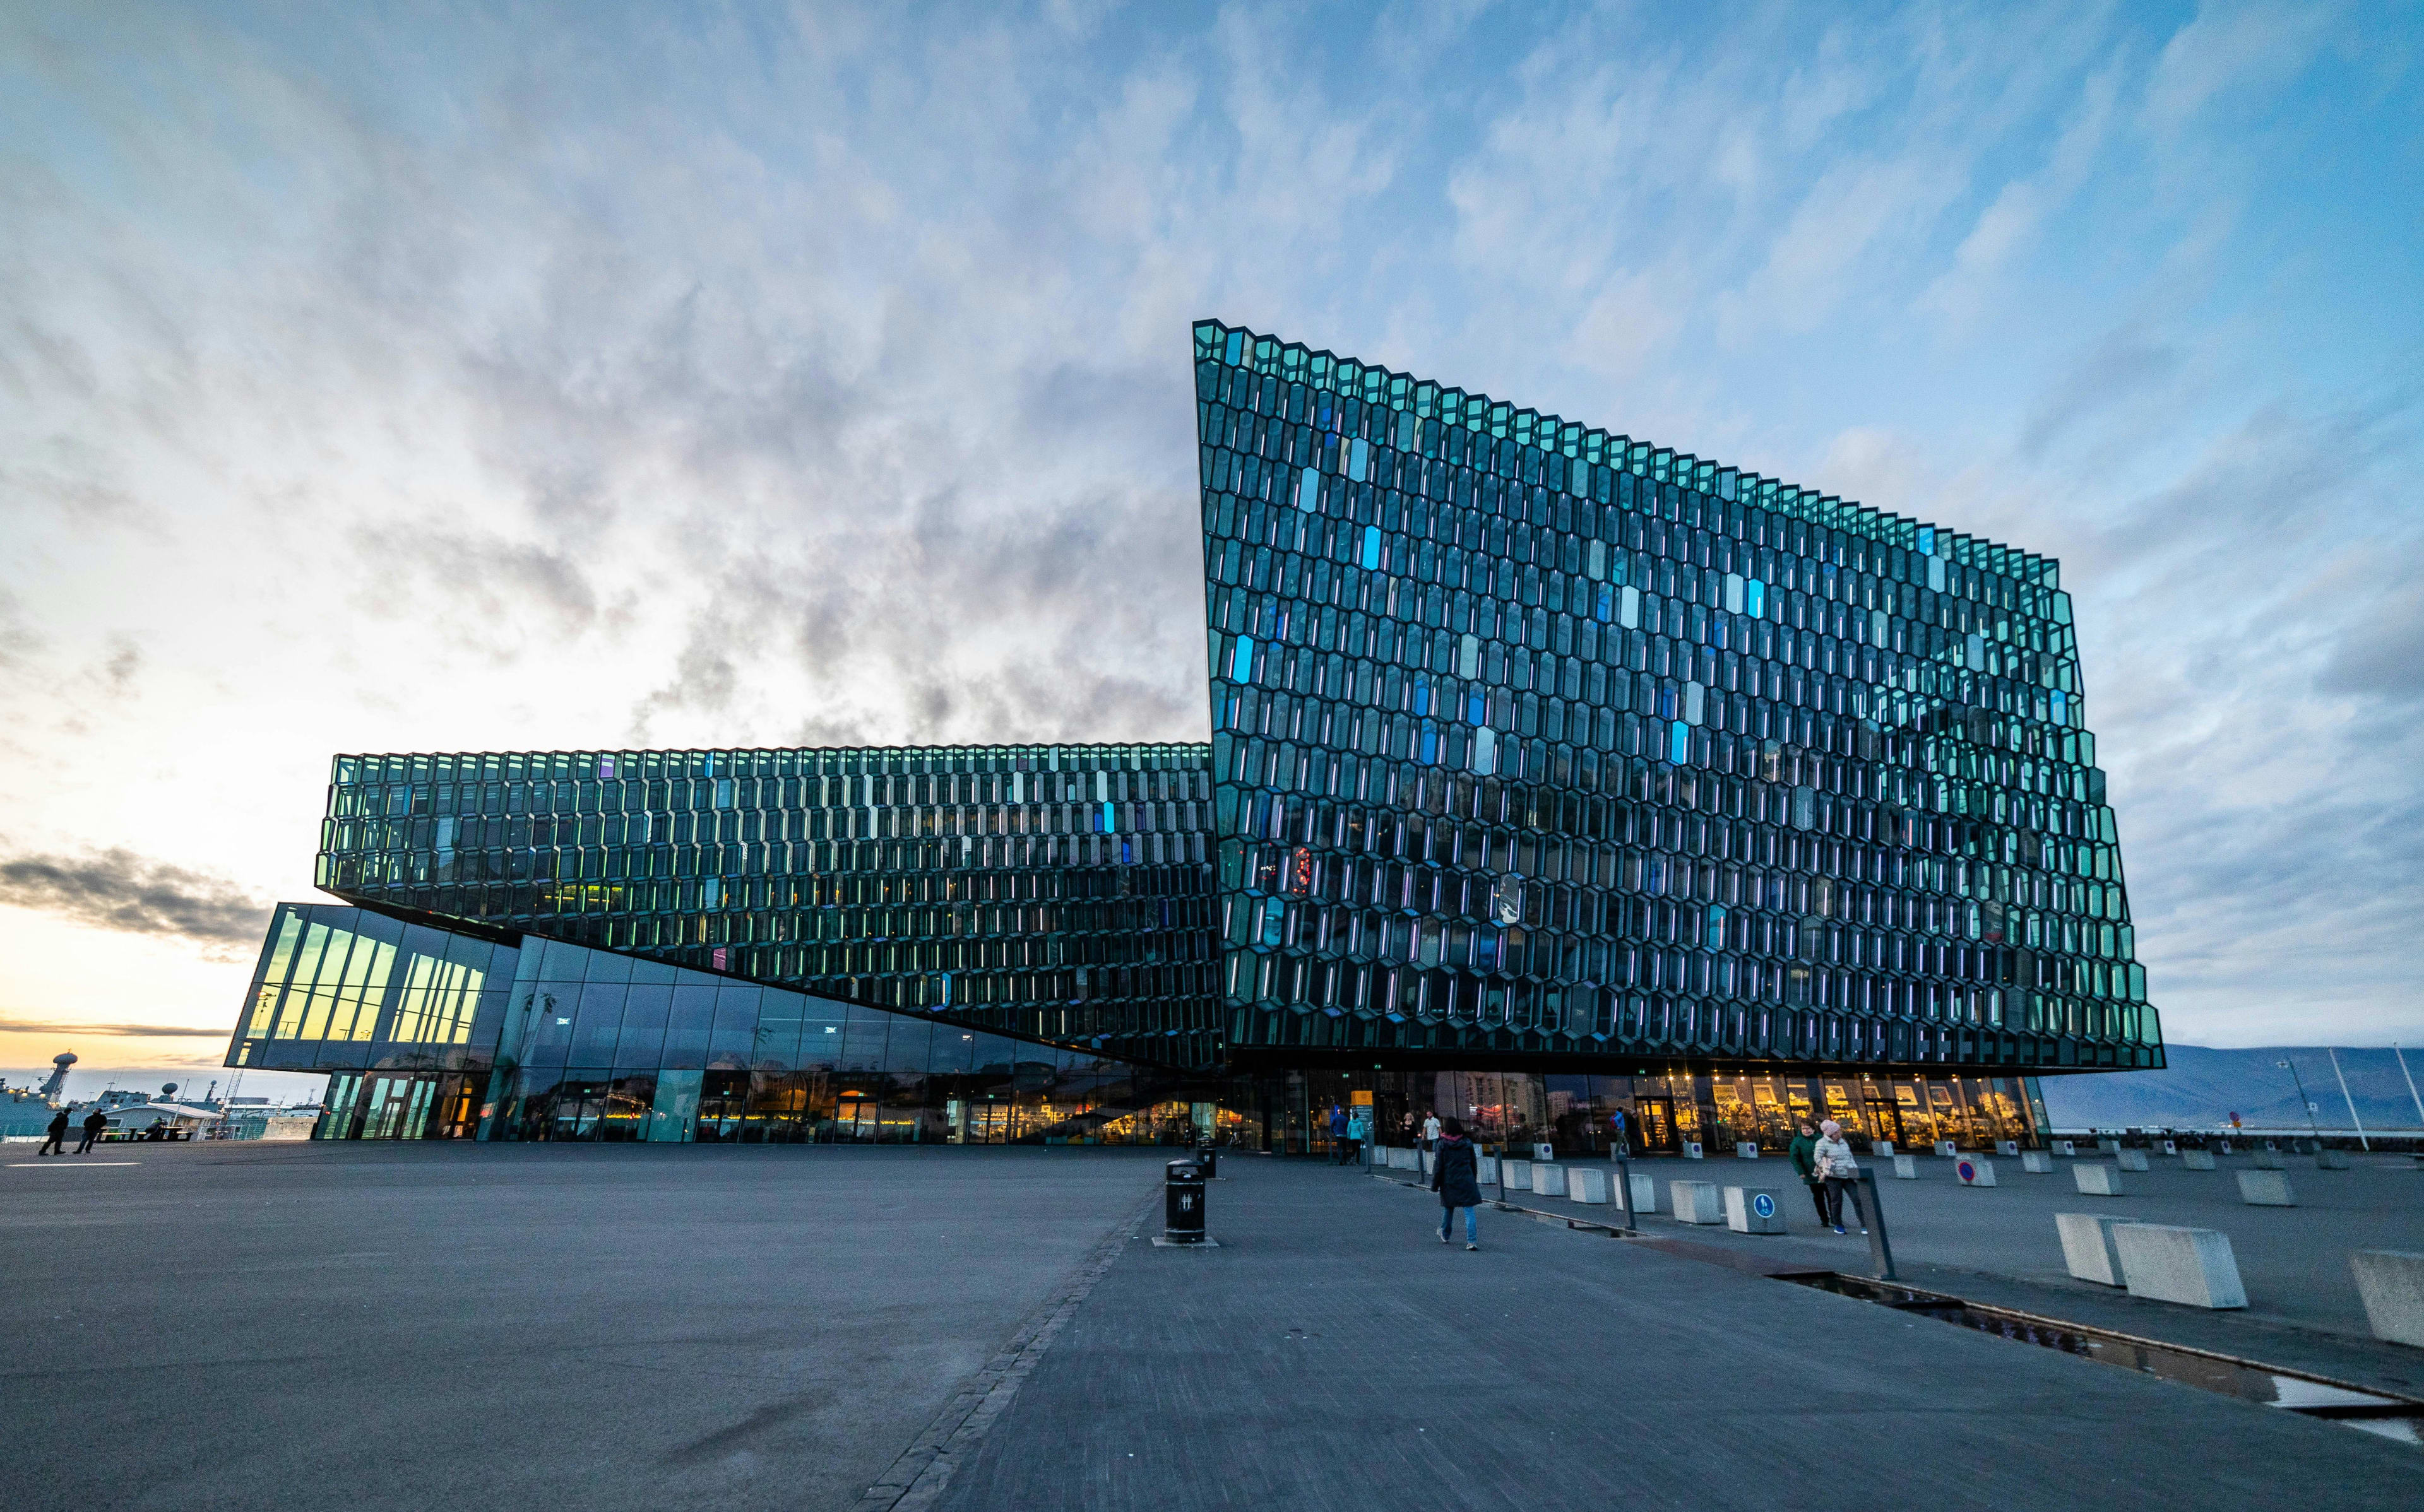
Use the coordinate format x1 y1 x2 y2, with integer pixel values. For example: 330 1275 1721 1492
3 1143 2418 1512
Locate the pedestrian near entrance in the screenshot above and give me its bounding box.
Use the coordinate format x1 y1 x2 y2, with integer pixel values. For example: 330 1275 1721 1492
1421 1111 1442 1152
1787 1121 1828 1226
1430 1117 1482 1249
38 1108 70 1156
1328 1104 1351 1164
1813 1119 1868 1235
76 1109 107 1154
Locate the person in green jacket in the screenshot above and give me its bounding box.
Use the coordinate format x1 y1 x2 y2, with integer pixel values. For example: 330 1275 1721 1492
1786 1121 1827 1226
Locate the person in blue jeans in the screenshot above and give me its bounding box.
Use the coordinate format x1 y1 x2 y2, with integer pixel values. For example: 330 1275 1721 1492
1430 1117 1483 1249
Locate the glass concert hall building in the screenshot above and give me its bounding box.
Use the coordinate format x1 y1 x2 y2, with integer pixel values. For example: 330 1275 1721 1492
223 320 2158 1154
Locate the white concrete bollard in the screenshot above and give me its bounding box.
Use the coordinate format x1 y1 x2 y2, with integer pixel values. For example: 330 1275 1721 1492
1566 1167 1610 1204
1476 1155 1499 1186
2053 1139 2076 1157
2113 1224 2248 1309
1724 1186 1787 1234
2350 1251 2424 1348
2160 1140 2178 1155
1530 1163 1564 1197
1501 1158 1532 1190
1956 1156 1998 1187
2117 1149 2151 1172
1682 1140 1704 1160
1670 1179 1723 1225
1872 1140 1896 1158
2252 1148 2287 1170
1627 1172 1659 1215
1533 1142 1555 1163
1735 1141 1760 1159
1998 1140 2021 1157
1934 1140 1958 1158
2098 1138 2122 1154
2237 1169 2295 1207
2056 1212 2141 1286
2181 1149 2216 1171
1422 1150 1435 1176
2317 1149 2352 1171
2074 1164 2126 1196
2022 1151 2054 1174
1893 1154 1918 1179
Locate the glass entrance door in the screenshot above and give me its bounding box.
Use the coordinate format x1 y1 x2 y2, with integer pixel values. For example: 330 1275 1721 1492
1634 1097 1678 1154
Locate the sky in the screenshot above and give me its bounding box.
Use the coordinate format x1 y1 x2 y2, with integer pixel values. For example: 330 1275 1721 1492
1 1 2419 1085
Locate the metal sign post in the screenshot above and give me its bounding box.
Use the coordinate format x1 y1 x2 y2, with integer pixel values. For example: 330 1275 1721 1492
1614 1155 1639 1235
1857 1168 1896 1280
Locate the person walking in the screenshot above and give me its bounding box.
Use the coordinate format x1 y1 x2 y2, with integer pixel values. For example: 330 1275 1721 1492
1786 1120 1827 1226
1812 1119 1868 1236
1346 1104 1370 1165
1430 1116 1483 1249
1328 1104 1350 1164
76 1107 108 1154
38 1107 70 1157
1421 1111 1442 1152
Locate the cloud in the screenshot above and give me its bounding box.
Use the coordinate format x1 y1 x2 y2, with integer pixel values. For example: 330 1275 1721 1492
2017 328 2184 458
0 849 270 955
2319 572 2424 703
0 1017 227 1038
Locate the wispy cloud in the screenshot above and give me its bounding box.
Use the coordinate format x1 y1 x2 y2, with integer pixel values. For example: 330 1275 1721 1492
0 849 269 955
0 1017 227 1039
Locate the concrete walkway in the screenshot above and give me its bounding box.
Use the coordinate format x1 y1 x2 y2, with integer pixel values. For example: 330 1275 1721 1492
0 1142 1165 1512
1451 1150 2424 1396
936 1154 2418 1512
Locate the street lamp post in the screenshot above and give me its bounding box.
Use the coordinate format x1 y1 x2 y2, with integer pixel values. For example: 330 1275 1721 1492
2276 1058 2324 1145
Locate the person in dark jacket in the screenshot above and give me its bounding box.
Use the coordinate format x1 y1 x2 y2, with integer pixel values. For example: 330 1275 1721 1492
1430 1117 1483 1249
1786 1121 1827 1225
1328 1104 1351 1163
76 1108 108 1153
39 1108 70 1156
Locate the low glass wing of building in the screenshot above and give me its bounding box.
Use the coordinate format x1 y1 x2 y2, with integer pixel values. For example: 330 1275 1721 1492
307 741 1223 1069
1191 319 2157 1077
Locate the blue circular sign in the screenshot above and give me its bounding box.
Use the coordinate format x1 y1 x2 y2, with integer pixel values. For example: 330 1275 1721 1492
1752 1192 1776 1219
1958 1159 1978 1182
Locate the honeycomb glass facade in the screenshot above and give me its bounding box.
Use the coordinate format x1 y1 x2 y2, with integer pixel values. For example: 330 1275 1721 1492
224 319 2155 1146
1192 319 2155 1077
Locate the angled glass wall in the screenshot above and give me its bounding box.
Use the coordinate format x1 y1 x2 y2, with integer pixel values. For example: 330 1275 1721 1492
1191 318 2156 1075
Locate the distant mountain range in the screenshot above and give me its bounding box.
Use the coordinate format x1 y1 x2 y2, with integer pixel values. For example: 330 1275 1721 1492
2037 1045 2424 1132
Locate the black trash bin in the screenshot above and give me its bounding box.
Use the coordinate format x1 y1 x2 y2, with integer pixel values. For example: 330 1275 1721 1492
1196 1142 1218 1179
1164 1158 1206 1243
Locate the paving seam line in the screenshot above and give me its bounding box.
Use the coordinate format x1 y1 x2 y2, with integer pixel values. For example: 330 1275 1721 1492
847 1187 1156 1512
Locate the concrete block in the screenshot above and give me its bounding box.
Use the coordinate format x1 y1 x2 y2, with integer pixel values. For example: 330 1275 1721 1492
2237 1169 2295 1206
2098 1138 2122 1154
1724 1186 1786 1234
2218 1140 2234 1155
2252 1148 2287 1170
1475 1155 1499 1186
2022 1151 2054 1174
2159 1140 2178 1155
2113 1224 2247 1309
2317 1149 2352 1171
1626 1173 1658 1215
1390 1147 1416 1170
1955 1157 1998 1187
1682 1140 1704 1160
1871 1140 1896 1157
1934 1140 1958 1157
2350 1251 2424 1349
1566 1167 1610 1205
2181 1149 2216 1171
1735 1141 1760 1159
2074 1164 2125 1196
1670 1179 1723 1225
1997 1140 2021 1157
1501 1158 1532 1190
1530 1163 1564 1196
2116 1149 2151 1172
1892 1154 1918 1179
1533 1142 1555 1163
2053 1140 2076 1157
1421 1150 1435 1176
2056 1212 2142 1286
